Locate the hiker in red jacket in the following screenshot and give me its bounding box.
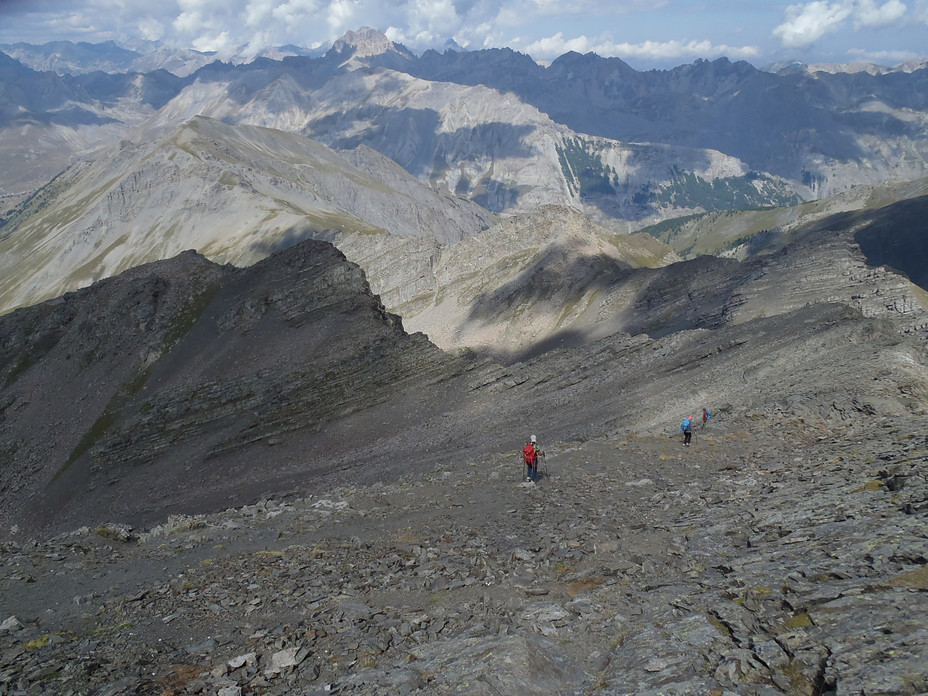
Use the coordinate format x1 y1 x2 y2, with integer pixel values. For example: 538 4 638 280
523 435 543 481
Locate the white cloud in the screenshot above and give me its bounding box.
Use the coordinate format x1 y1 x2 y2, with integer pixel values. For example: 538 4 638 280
138 16 166 41
847 46 921 62
326 0 360 33
270 0 328 41
172 3 205 35
192 30 237 53
854 0 907 26
521 32 760 63
0 0 923 69
413 0 459 34
244 0 277 27
774 1 910 48
773 1 853 47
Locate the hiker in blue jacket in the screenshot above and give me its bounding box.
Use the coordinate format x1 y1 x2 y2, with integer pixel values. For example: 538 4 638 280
681 416 694 446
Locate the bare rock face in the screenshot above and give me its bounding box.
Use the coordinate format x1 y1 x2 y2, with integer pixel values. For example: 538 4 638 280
0 240 472 537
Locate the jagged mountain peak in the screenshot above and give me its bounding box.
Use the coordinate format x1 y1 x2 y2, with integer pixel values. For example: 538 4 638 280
549 50 633 70
328 27 414 60
442 38 466 53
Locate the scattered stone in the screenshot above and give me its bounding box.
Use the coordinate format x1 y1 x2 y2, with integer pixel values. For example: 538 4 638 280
1 420 927 694
0 616 22 632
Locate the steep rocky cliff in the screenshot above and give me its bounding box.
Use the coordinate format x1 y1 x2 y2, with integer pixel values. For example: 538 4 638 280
0 240 481 537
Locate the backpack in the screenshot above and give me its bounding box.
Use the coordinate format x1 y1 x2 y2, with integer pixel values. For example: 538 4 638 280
523 443 537 464
681 418 691 431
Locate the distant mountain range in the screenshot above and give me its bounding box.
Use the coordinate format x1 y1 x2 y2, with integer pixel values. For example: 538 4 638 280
0 38 323 77
3 27 928 227
2 28 928 346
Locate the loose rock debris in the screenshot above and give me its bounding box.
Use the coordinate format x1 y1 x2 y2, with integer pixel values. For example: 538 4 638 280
2 420 927 695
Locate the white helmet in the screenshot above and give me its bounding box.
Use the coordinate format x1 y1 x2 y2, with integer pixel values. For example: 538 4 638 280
530 435 536 443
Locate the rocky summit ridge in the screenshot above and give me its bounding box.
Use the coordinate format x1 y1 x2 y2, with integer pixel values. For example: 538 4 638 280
2 219 928 693
0 239 474 538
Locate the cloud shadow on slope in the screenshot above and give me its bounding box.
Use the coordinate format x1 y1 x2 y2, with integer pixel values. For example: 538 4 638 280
463 246 633 364
471 250 749 365
312 107 538 163
466 245 632 322
245 223 328 260
309 105 540 212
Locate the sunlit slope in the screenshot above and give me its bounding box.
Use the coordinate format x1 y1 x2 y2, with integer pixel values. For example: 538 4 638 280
642 177 928 259
0 116 495 314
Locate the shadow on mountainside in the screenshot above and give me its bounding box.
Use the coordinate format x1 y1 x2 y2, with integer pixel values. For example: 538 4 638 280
615 255 746 339
411 51 876 177
245 222 328 258
482 193 928 366
189 56 335 101
469 250 748 363
854 194 928 291
310 104 540 199
471 176 526 214
467 246 632 319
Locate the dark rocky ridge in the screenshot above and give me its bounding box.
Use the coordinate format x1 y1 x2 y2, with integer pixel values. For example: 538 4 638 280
3 230 927 541
0 240 485 538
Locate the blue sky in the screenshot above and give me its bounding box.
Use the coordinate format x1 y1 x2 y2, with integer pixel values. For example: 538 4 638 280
0 0 926 69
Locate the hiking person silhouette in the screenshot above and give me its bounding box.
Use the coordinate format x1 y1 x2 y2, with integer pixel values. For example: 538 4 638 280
702 408 711 429
522 435 544 481
681 416 693 446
